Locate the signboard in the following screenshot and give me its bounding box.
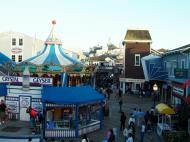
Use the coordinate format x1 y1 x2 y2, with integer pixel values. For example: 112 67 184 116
0 76 52 85
11 47 22 54
6 101 19 113
174 68 188 79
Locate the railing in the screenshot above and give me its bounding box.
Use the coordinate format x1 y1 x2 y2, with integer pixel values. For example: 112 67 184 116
45 129 76 138
78 120 100 136
8 112 19 120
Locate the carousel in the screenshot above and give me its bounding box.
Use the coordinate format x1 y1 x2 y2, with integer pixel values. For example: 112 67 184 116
2 21 94 121
15 20 91 87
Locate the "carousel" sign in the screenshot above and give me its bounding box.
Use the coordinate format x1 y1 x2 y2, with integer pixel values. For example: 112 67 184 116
0 76 52 85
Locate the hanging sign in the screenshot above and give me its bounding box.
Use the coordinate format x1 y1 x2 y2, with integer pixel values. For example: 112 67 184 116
0 76 52 85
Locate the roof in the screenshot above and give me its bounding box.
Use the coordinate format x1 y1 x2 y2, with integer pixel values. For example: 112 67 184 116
163 44 190 56
42 86 105 105
123 29 152 44
22 21 82 67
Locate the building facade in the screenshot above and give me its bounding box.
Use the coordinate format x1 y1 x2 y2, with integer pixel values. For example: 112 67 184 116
120 29 153 94
0 31 44 62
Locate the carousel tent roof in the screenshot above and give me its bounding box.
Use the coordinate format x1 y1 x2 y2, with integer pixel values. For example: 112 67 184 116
0 52 14 65
42 86 105 104
23 21 81 66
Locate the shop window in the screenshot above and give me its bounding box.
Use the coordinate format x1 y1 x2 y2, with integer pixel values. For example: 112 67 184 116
181 60 185 69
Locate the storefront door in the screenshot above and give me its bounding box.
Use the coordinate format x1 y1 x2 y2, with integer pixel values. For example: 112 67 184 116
19 96 31 121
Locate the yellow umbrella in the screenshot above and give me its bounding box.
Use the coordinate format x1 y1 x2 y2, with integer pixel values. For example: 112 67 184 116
156 103 175 115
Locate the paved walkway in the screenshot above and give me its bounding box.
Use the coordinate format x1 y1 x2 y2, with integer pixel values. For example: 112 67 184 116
85 94 162 142
0 94 162 142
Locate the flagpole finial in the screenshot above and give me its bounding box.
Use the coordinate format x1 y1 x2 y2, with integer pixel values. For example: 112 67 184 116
52 20 56 25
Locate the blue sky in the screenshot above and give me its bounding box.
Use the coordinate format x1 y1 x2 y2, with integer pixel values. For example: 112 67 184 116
0 0 189 52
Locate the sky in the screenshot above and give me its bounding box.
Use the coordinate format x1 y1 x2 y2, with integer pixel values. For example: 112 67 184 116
0 0 189 52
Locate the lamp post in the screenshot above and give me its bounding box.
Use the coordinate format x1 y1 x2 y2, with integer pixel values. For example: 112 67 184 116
153 83 158 107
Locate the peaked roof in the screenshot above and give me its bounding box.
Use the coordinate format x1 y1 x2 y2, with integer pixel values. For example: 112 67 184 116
23 21 82 67
42 86 105 104
123 29 152 44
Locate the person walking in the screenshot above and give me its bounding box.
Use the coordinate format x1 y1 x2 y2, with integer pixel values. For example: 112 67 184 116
0 100 7 125
140 121 146 142
123 126 129 142
81 134 89 142
126 133 133 142
120 112 126 131
119 98 123 112
26 106 37 129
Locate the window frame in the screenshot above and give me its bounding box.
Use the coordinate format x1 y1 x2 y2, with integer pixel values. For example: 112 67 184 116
12 38 16 46
19 38 23 46
12 55 15 61
135 54 141 66
18 55 22 62
181 59 185 69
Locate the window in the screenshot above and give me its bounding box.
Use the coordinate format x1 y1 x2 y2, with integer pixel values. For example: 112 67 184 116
181 60 185 69
12 38 16 46
18 55 22 62
19 38 23 46
135 54 140 66
12 55 15 61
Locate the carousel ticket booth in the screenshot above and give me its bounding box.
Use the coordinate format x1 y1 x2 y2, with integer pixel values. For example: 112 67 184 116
156 103 176 136
0 75 52 121
42 86 105 139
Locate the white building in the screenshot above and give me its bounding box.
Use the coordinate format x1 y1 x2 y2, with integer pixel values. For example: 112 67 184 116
0 31 44 62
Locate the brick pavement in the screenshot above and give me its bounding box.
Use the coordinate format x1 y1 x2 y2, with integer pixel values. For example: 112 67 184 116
85 94 163 142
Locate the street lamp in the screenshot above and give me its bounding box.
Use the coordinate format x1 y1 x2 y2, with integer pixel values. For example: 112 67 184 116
153 83 158 107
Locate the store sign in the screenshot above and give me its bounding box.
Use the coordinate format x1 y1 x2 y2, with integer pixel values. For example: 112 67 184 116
174 68 188 79
0 76 52 85
11 47 22 54
173 86 184 96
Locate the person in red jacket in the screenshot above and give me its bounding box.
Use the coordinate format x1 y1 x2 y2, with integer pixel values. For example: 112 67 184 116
26 106 37 128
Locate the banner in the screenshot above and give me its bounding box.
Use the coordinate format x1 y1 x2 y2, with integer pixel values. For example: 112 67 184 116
0 76 52 85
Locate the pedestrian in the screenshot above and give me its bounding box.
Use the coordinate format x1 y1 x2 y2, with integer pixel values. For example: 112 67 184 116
120 112 126 131
126 133 133 142
144 110 150 126
128 113 135 127
140 121 146 142
0 100 7 125
108 129 115 142
81 134 89 142
26 106 37 129
119 89 122 98
123 126 129 142
119 98 123 112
